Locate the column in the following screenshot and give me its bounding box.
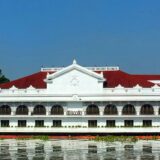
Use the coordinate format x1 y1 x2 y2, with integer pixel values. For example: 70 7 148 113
154 105 159 116
135 104 142 126
45 105 51 116
28 104 34 127
11 103 16 116
116 103 123 127
28 104 33 116
99 106 104 116
117 104 123 116
82 106 86 116
63 106 67 116
135 105 141 116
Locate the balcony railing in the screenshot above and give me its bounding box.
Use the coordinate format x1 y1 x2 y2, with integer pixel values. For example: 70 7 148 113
0 111 159 117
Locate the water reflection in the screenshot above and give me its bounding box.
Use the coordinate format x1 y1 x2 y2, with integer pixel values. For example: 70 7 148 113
141 155 155 160
88 145 97 153
87 145 100 160
141 145 154 160
50 157 63 160
143 145 152 153
106 147 116 152
105 147 116 160
123 145 136 160
0 143 11 160
52 145 62 152
33 143 45 160
17 142 28 160
124 145 134 150
0 139 159 160
50 145 63 160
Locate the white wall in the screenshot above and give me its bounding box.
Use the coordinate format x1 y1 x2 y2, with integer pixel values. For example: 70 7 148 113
47 69 103 94
0 117 159 128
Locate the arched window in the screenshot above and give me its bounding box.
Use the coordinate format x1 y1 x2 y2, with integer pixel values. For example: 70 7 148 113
32 105 46 115
0 105 11 115
104 104 118 115
86 104 99 115
122 104 136 115
140 104 154 115
51 105 64 115
16 105 28 115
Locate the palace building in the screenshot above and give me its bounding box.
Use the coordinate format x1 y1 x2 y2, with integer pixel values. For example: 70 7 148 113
0 60 160 134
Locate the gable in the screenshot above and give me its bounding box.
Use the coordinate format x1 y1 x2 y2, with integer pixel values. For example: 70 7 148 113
46 63 105 94
46 61 104 82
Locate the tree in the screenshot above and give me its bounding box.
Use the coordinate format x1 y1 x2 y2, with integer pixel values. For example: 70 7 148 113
0 70 10 84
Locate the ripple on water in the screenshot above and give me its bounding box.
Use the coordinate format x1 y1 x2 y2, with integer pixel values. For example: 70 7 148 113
0 139 159 160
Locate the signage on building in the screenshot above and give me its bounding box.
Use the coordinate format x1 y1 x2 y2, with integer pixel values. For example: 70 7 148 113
67 110 82 115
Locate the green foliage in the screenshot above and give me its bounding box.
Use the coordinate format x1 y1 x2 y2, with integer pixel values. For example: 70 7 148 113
16 135 49 141
0 70 10 84
95 135 138 142
32 135 49 141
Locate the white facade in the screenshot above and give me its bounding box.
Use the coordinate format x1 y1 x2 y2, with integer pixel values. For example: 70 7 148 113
0 60 160 134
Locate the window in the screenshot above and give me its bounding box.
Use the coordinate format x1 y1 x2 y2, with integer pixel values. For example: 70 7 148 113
1 120 9 127
124 120 134 127
35 120 44 127
88 120 97 127
18 120 26 127
106 120 115 127
53 120 62 127
143 120 152 127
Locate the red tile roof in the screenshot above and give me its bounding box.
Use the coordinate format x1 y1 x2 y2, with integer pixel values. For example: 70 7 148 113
0 72 52 89
0 70 159 89
133 74 160 81
102 70 157 88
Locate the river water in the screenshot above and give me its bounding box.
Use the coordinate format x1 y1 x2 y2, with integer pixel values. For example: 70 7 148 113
0 139 159 160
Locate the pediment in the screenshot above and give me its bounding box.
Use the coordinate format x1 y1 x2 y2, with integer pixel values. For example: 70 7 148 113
45 60 105 94
45 60 105 83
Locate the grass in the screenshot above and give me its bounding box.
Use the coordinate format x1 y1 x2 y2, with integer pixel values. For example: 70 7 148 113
94 135 138 142
15 135 49 141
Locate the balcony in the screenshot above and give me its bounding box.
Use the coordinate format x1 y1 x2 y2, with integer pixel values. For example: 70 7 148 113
0 112 159 118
